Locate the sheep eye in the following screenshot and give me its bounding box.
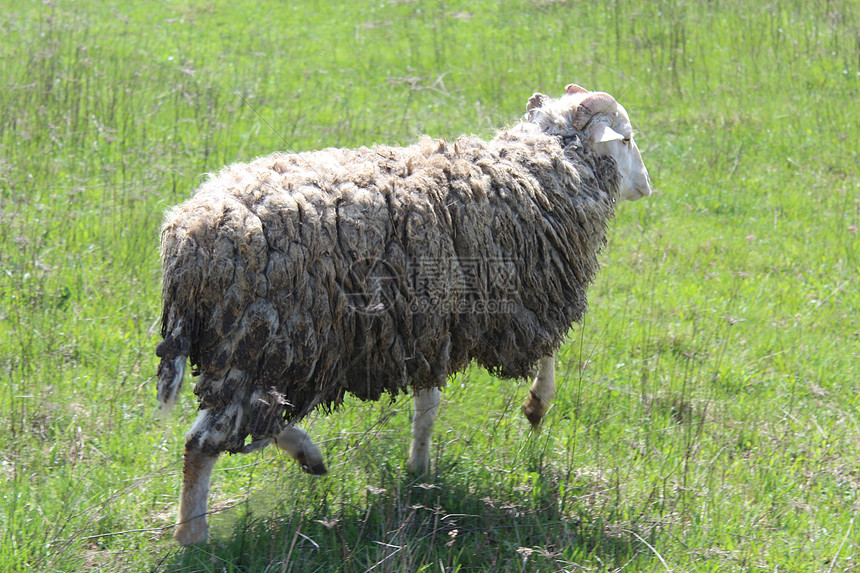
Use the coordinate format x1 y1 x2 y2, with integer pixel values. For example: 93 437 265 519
622 137 631 145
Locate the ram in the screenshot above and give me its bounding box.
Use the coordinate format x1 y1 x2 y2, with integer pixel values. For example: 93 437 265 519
156 83 651 545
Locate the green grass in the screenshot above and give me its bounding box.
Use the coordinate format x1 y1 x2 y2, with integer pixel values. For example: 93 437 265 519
1 0 858 570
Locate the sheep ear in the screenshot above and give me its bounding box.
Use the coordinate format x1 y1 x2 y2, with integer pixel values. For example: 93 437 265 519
526 93 549 112
590 124 624 143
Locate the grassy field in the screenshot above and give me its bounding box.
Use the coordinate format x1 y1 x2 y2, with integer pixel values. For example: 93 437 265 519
1 0 858 570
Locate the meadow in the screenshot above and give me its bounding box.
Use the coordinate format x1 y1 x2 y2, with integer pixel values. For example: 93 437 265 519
0 0 858 570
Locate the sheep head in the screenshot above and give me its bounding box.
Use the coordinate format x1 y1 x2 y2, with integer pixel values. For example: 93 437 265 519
526 84 651 202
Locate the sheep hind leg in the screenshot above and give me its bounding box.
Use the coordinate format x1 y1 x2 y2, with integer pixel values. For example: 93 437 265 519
408 387 441 476
522 355 556 428
275 426 327 475
174 411 220 545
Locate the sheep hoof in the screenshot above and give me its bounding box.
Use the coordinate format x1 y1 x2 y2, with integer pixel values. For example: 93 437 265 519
522 393 546 429
407 464 429 478
524 411 544 430
307 463 328 475
298 457 328 475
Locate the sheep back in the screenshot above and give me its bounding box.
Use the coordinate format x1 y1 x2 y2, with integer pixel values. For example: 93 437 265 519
158 128 618 449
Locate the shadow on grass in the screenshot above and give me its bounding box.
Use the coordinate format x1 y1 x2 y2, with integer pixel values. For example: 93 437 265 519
154 463 661 572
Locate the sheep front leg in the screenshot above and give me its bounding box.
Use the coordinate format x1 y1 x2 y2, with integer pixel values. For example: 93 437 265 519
174 443 219 545
523 355 556 428
408 387 441 475
275 426 327 475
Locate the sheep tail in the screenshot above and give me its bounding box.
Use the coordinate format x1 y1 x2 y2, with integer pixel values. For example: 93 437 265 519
155 312 190 414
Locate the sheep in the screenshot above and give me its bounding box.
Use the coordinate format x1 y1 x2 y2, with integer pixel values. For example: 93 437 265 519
156 83 651 545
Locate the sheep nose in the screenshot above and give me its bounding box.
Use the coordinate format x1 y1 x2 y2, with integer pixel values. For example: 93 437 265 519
625 184 651 201
636 172 652 199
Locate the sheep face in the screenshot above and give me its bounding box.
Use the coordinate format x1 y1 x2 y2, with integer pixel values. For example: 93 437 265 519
526 86 652 202
584 104 651 202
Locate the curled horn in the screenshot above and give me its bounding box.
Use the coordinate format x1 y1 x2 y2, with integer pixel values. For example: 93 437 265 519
571 92 618 130
526 92 550 112
564 83 589 95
